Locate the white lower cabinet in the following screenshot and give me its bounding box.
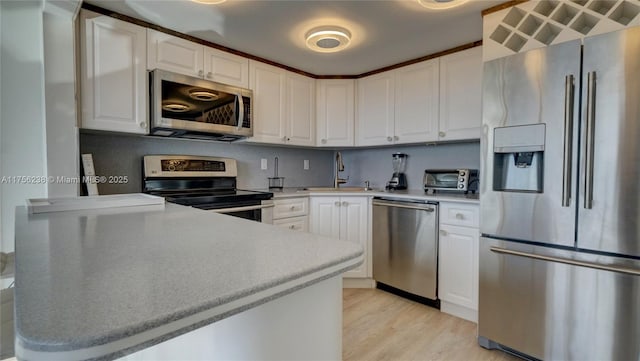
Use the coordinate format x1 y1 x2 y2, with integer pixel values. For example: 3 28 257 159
272 197 309 232
438 202 479 322
310 196 370 279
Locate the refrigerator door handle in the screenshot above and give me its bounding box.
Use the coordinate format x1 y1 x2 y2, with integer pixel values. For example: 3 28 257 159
562 74 575 207
490 246 640 276
584 71 597 209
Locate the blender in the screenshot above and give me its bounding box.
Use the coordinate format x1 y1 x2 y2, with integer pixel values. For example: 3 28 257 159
386 153 408 190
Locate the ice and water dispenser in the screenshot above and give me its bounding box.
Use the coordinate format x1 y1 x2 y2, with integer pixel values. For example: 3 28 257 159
493 124 545 193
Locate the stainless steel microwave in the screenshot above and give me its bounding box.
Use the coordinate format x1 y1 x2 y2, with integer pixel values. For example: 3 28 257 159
149 69 253 141
423 169 479 194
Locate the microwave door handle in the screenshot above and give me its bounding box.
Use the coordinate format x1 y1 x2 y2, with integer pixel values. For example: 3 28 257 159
236 94 244 130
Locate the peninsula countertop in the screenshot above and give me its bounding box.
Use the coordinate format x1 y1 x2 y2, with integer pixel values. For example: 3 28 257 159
14 202 363 360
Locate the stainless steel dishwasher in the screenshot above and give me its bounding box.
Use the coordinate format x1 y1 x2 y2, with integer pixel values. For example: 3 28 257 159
372 197 439 306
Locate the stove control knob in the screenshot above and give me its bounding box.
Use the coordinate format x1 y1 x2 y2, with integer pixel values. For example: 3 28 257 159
168 165 176 171
459 177 465 182
459 171 466 177
458 184 464 189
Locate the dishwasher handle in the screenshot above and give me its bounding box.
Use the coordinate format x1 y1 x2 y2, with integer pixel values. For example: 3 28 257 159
372 199 436 212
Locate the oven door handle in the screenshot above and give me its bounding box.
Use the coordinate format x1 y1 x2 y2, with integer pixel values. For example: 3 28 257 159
211 203 274 214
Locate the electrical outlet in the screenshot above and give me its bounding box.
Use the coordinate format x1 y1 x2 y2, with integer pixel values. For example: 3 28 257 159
261 158 268 170
303 159 310 170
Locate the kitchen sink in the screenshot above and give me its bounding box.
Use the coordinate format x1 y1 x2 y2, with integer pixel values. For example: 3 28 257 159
302 187 377 192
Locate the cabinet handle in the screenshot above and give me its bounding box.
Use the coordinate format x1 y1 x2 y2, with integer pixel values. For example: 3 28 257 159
440 230 448 236
206 72 213 79
139 122 146 128
198 70 204 77
342 201 348 207
439 131 446 137
289 225 296 230
387 136 393 142
290 206 296 211
334 201 341 207
394 135 399 141
455 213 465 220
321 139 327 144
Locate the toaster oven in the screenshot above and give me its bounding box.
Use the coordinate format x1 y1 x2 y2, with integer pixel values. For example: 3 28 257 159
423 169 479 194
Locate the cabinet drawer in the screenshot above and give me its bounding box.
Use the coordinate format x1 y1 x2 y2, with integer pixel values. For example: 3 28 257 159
273 197 309 219
440 202 479 228
273 216 308 232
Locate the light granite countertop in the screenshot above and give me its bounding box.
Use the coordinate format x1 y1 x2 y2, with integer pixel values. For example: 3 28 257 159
13 203 363 360
264 187 479 204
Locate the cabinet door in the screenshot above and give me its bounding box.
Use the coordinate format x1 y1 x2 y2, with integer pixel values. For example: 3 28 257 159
203 47 249 88
438 224 479 310
340 197 369 279
80 11 147 134
394 59 439 144
356 73 395 146
309 197 341 239
316 80 355 147
147 30 203 77
248 61 287 144
438 46 482 141
286 73 315 146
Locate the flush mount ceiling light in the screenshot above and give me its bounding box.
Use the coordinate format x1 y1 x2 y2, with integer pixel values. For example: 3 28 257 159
162 103 190 112
188 89 219 101
417 0 469 10
191 0 226 4
305 26 352 53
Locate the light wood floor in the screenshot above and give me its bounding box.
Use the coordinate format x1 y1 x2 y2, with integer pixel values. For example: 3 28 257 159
343 288 520 361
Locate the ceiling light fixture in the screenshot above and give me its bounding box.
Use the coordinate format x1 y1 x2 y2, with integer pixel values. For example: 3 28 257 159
191 0 226 4
417 0 469 10
305 26 351 53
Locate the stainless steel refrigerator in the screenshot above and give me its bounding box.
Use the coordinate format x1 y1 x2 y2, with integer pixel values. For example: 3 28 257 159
479 27 640 360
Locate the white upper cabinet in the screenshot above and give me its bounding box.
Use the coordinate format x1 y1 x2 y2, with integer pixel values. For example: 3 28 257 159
356 58 440 146
316 79 355 147
249 60 287 143
438 46 482 141
249 61 315 146
203 48 249 88
147 30 249 88
356 72 395 146
147 30 203 77
286 73 315 146
80 10 148 134
394 59 439 144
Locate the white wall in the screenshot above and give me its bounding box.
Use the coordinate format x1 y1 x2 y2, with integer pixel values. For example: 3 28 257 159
43 4 80 198
0 0 48 254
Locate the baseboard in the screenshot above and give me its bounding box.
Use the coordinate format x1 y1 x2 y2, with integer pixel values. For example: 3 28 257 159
440 300 477 323
342 278 375 288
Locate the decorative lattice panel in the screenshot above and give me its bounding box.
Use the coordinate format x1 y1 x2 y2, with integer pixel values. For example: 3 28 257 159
483 0 640 61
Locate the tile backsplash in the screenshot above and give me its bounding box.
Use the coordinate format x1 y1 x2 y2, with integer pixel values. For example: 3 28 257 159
79 133 335 194
80 133 480 194
339 142 481 190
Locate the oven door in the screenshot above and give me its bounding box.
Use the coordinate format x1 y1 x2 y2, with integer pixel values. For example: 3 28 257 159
208 200 274 224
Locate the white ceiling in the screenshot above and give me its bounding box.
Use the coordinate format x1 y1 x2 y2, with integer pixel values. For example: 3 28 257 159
85 0 501 75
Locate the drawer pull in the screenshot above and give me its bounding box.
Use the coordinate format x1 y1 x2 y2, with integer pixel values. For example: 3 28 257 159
289 225 296 230
290 206 296 211
455 213 465 220
335 201 341 207
440 230 448 236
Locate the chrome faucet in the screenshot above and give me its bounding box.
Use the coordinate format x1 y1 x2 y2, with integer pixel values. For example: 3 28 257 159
334 152 348 188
